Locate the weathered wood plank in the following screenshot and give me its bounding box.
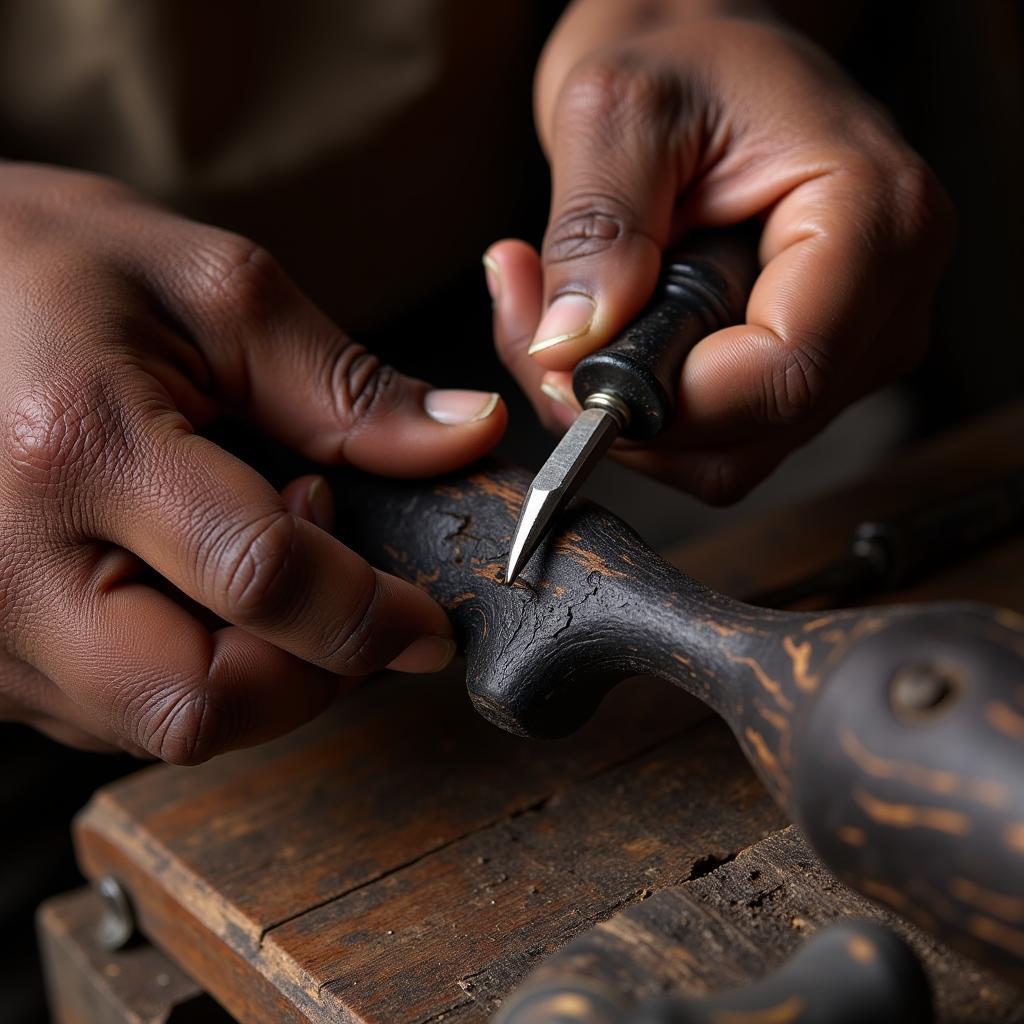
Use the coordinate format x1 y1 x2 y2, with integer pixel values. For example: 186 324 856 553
74 670 710 1023
667 401 1024 602
499 825 1024 1024
680 827 1024 1024
265 721 786 1024
77 669 702 942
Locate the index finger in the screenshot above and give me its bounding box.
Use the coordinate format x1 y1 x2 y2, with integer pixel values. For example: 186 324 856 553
99 419 454 676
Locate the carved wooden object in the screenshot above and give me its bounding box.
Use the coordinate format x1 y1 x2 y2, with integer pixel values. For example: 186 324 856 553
496 919 932 1024
328 459 1024 986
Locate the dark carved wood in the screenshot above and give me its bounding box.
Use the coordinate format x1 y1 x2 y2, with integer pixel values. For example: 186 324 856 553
327 459 1024 987
496 919 932 1024
491 824 1024 1024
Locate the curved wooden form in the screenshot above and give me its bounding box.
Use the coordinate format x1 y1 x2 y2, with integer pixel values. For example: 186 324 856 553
328 459 1024 986
495 919 932 1024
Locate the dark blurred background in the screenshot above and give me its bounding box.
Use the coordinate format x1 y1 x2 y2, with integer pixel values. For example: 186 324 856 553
0 1 1020 1020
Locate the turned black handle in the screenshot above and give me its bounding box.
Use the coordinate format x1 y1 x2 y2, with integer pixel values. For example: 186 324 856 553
496 920 932 1024
573 229 757 439
324 458 1024 987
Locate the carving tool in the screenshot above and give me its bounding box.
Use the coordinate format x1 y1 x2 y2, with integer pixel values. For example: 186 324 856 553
504 231 757 584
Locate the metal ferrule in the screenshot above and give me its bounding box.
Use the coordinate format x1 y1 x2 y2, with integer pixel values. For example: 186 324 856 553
583 391 631 432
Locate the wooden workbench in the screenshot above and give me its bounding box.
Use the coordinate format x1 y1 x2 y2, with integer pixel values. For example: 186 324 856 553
39 402 1024 1023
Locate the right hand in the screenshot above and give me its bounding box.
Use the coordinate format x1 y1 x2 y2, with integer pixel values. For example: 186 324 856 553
0 163 506 762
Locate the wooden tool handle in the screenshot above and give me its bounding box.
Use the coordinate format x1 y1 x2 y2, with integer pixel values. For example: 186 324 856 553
496 920 932 1024
328 459 1024 985
572 229 757 439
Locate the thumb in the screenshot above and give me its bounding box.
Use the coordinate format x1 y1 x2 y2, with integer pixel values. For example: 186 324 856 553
530 64 683 372
166 235 508 475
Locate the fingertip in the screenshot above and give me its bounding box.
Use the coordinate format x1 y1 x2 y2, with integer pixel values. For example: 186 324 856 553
679 323 804 439
342 388 507 477
539 371 580 430
306 477 335 532
363 569 455 673
420 388 508 461
282 474 335 532
531 234 663 370
424 390 501 426
487 239 545 371
528 293 597 365
485 238 543 275
387 636 458 674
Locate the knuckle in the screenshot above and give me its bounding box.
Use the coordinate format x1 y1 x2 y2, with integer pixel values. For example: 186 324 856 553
211 509 299 625
764 335 832 425
3 377 127 498
557 59 683 136
836 150 955 261
190 232 286 322
326 340 404 431
544 60 683 268
128 683 235 765
319 567 380 674
543 196 634 265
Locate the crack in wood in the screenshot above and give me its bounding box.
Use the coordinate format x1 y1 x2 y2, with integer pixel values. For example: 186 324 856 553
258 719 711 949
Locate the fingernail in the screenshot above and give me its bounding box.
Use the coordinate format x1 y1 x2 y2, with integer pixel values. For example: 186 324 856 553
528 293 595 355
306 477 334 532
482 253 501 303
425 389 500 425
540 380 579 411
387 636 457 673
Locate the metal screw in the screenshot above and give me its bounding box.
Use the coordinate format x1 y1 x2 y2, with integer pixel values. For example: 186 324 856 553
95 875 136 951
889 662 962 720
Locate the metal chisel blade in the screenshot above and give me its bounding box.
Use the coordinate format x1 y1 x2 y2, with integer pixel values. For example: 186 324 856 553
504 407 621 584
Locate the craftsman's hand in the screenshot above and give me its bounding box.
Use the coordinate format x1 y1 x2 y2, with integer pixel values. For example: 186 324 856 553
488 6 953 502
0 163 506 760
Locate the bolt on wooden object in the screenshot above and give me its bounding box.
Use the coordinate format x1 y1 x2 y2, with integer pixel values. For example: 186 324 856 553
327 458 1024 988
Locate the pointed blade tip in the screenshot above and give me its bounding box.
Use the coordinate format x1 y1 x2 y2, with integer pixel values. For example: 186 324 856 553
503 538 527 586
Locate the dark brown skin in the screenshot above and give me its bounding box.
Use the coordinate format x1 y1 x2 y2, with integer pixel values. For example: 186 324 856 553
0 1 953 760
0 163 507 760
488 0 954 503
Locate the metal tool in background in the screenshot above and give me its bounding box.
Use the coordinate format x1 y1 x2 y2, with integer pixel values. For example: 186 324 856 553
504 230 758 584
750 467 1024 608
496 919 932 1024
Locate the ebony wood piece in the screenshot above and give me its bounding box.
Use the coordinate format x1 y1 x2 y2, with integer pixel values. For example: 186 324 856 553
493 825 1024 1024
328 460 1024 985
496 919 932 1024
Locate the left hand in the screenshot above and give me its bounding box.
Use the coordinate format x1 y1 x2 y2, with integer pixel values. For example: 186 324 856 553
486 6 954 503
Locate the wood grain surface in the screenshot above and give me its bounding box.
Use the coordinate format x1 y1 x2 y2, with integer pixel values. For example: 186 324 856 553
76 676 733 1024
668 401 1024 605
499 826 1024 1024
70 402 1024 1023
